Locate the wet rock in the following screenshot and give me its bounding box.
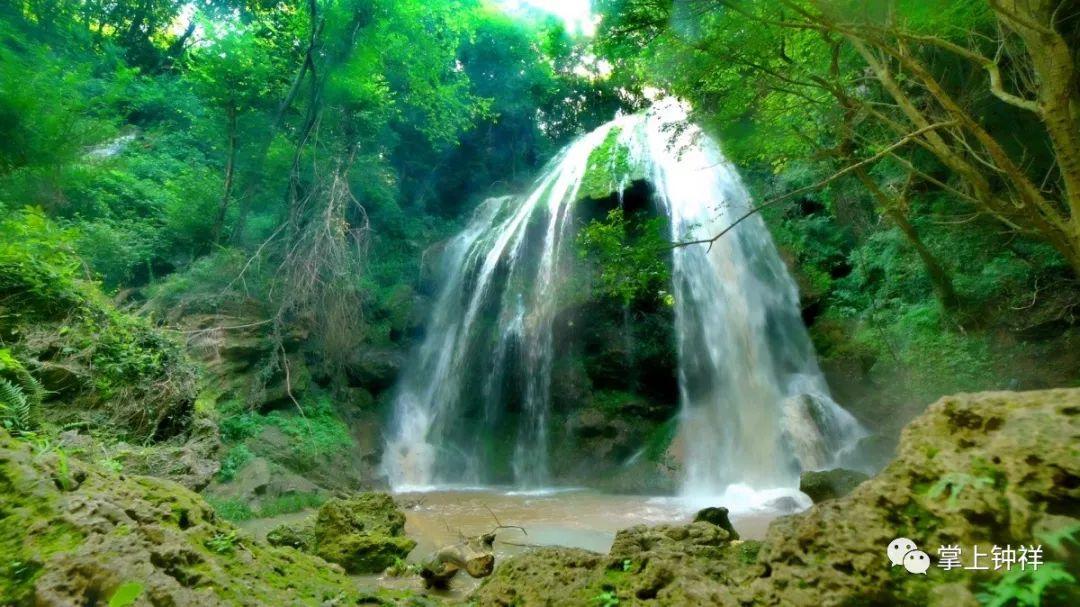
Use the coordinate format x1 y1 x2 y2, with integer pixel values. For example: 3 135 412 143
799 467 869 503
692 506 739 539
312 493 416 573
344 347 404 394
763 495 805 514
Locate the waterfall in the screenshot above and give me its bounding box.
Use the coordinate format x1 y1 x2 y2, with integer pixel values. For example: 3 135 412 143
384 102 864 495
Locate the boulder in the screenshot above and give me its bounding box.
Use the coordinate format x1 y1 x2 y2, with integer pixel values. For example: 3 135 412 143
750 388 1080 606
476 528 761 606
609 521 734 559
692 506 739 539
799 467 869 503
472 547 605 606
344 347 404 394
312 493 416 573
266 520 315 551
204 456 321 513
0 429 381 606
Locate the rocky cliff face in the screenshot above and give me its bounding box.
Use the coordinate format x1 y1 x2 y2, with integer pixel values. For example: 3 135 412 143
473 388 1080 606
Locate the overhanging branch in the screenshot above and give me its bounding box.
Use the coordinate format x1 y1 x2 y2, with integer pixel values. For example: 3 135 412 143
674 121 958 249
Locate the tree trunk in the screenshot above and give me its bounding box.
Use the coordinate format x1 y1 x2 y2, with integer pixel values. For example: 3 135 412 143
854 168 959 310
213 106 238 244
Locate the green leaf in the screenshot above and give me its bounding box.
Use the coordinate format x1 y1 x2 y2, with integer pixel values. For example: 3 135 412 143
108 581 144 607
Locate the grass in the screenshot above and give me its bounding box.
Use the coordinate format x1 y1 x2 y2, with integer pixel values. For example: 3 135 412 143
206 492 326 522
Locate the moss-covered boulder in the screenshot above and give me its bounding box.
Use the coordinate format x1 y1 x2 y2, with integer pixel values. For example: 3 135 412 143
749 388 1080 606
798 467 869 503
266 520 315 551
312 493 417 573
0 429 412 606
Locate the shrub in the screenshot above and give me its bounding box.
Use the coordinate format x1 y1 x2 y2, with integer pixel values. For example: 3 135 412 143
0 209 198 440
217 444 255 482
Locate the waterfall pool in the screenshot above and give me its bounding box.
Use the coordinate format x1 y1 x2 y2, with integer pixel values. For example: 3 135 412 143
239 487 804 597
394 487 790 554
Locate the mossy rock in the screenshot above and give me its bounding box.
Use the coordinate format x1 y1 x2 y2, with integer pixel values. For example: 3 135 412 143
312 493 416 574
266 520 315 551
692 507 739 539
0 428 420 606
316 533 417 574
578 126 643 201
799 468 870 503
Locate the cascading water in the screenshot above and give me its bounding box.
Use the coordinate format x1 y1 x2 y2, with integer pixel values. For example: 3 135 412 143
384 102 864 497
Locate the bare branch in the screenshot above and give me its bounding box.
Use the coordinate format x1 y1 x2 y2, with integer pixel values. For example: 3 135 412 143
675 121 958 249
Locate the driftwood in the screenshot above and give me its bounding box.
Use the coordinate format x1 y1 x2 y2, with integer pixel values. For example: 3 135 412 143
419 508 527 589
419 533 496 589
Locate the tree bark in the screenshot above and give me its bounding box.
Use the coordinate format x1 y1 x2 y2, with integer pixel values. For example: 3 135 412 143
213 105 238 245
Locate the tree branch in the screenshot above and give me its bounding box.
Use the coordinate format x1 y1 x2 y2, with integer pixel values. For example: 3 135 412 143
675 121 957 249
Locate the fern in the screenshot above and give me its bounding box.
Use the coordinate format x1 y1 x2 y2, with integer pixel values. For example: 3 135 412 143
0 378 32 432
0 349 43 433
977 563 1076 607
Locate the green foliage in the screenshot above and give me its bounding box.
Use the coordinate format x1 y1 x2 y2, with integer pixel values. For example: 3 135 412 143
0 379 33 434
218 400 261 443
217 394 352 473
1038 524 1080 556
0 209 197 439
263 397 353 471
926 473 995 509
205 530 240 554
579 128 639 201
107 581 144 607
0 208 85 314
257 493 326 518
593 589 620 607
206 497 255 522
206 492 323 522
578 208 672 306
977 563 1076 607
217 444 255 482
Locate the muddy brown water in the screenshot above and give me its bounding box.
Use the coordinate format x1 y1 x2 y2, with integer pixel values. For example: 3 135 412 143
238 488 784 598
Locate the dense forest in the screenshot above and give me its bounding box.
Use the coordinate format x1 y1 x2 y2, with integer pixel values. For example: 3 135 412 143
1 1 1078 606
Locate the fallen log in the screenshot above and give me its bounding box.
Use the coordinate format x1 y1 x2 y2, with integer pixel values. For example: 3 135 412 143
419 533 496 589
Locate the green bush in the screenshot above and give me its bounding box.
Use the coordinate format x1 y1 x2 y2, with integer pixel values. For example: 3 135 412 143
217 444 255 482
263 396 353 472
0 209 198 440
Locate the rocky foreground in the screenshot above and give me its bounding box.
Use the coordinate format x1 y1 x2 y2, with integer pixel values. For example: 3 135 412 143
3 388 1079 606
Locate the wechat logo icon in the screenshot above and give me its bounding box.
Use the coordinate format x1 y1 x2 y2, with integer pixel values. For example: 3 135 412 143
888 537 931 574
